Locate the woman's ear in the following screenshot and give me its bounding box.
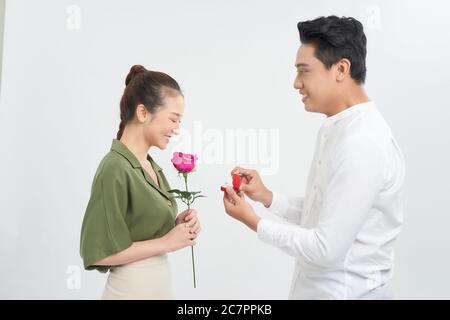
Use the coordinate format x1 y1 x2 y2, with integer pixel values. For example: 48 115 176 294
135 104 151 123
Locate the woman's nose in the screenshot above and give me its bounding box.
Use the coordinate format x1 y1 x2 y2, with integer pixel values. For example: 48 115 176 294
173 128 180 135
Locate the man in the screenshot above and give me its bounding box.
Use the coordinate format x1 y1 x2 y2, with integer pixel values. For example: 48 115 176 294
222 16 405 299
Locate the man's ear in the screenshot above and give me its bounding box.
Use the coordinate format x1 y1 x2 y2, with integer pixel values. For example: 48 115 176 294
336 58 351 82
135 104 151 123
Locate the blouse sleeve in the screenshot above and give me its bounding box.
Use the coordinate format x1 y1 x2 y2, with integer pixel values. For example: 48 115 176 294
80 162 133 273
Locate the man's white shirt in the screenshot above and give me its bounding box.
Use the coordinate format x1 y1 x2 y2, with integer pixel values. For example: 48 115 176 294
257 101 405 299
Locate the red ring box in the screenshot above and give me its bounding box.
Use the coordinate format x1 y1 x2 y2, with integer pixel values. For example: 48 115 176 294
232 173 241 191
220 173 242 192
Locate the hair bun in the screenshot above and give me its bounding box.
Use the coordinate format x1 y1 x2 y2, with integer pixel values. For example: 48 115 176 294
125 65 147 86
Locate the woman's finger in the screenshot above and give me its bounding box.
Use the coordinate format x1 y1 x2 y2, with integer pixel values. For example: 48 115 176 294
185 209 197 221
187 219 198 228
189 220 200 230
193 223 201 234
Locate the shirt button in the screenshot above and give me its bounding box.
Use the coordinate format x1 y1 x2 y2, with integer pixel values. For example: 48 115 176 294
318 160 322 165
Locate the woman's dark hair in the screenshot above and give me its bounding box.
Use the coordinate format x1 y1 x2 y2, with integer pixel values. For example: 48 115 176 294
117 65 182 139
297 16 367 84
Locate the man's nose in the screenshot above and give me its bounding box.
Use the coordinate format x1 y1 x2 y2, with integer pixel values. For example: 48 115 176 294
293 76 303 90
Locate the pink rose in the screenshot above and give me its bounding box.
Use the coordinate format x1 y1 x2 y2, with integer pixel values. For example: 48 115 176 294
169 151 203 289
171 152 198 173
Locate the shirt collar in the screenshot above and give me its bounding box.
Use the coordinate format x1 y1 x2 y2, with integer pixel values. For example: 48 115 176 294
322 101 375 128
111 139 162 171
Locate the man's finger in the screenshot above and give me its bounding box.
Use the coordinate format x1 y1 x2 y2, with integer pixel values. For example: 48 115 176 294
232 167 254 177
239 170 256 181
225 186 241 203
223 192 231 204
223 191 237 207
239 184 250 192
231 166 245 175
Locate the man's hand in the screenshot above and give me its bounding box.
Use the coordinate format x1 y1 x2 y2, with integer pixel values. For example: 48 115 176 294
223 186 260 231
232 167 273 207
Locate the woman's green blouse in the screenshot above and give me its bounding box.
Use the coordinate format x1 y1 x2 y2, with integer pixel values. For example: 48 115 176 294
80 139 178 273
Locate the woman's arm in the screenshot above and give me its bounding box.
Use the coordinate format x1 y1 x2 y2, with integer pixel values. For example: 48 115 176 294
94 222 197 266
94 238 167 266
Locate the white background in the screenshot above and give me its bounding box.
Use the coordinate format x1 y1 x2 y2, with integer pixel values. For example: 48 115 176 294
1 0 449 299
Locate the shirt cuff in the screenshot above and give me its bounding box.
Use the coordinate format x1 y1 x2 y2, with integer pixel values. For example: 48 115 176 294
257 218 281 246
267 191 288 216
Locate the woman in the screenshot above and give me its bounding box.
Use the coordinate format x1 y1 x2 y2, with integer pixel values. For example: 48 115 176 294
80 65 201 299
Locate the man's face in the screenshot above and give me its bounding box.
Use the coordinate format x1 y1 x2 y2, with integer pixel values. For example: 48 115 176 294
293 43 339 115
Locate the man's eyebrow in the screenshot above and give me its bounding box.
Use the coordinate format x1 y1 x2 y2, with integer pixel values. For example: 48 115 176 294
295 63 309 68
170 112 182 117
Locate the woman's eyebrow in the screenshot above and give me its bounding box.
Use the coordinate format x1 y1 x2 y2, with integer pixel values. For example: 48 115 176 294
170 112 182 117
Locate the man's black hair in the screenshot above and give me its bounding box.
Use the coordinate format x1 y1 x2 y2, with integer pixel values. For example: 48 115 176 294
298 16 367 84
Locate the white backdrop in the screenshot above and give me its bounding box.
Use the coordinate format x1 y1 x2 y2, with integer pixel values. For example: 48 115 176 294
1 0 449 299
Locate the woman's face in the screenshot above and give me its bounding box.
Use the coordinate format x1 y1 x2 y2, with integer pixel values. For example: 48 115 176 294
143 93 184 150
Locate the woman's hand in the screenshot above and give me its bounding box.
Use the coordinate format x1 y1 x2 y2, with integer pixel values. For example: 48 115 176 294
176 209 201 234
163 223 197 252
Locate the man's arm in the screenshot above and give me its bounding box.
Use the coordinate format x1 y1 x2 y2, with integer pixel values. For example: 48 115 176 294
226 136 385 267
267 192 305 225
